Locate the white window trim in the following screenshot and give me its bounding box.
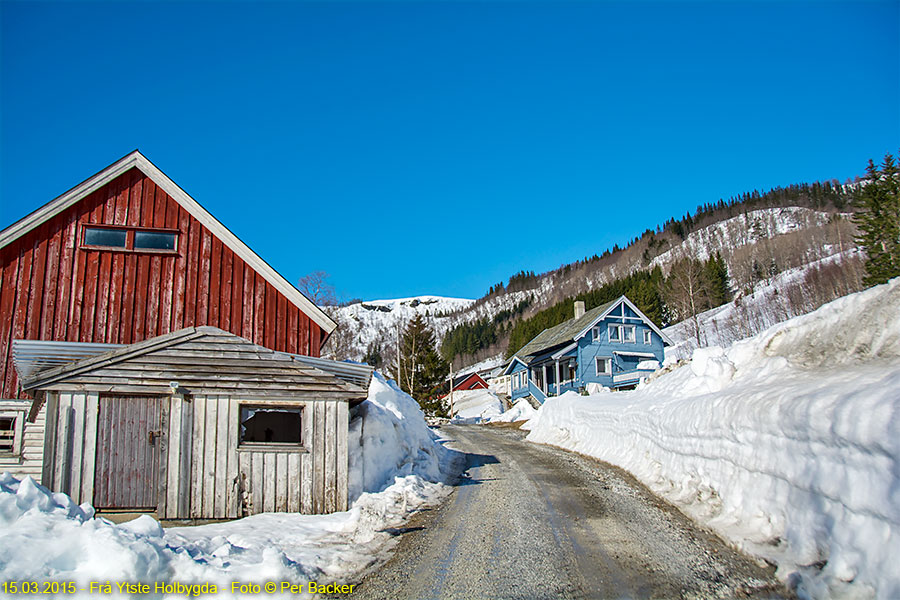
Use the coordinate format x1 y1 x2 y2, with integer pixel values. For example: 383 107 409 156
0 409 26 457
608 324 621 342
595 357 612 376
592 325 602 343
623 325 636 343
643 329 652 344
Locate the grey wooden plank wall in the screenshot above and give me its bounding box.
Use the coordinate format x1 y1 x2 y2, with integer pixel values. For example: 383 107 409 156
188 396 348 518
40 391 99 504
0 400 47 483
37 392 349 519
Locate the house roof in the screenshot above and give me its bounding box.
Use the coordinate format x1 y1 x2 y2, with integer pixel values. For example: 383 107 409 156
513 296 673 363
22 326 368 419
515 299 619 360
451 372 487 388
0 150 337 336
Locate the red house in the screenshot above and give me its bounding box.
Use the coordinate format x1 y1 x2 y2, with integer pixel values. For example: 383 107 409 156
0 151 359 515
440 371 489 399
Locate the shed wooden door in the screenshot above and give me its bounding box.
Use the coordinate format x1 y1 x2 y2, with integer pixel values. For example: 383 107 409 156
93 395 163 509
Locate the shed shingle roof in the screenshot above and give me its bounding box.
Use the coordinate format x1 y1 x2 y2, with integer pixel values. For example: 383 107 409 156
22 327 369 412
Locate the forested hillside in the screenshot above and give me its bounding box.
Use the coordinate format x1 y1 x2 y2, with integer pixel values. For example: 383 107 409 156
326 173 865 373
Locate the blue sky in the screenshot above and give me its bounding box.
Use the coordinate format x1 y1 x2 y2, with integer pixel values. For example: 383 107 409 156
1 1 898 301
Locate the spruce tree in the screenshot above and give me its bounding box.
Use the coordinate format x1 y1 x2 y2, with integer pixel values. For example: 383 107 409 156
392 314 448 414
703 252 730 306
855 152 900 286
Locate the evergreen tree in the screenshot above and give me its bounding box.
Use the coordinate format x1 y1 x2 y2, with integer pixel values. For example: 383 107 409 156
362 341 383 370
855 152 900 286
703 252 730 306
392 315 448 414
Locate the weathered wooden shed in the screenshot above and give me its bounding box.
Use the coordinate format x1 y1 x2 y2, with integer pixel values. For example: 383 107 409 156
18 326 370 518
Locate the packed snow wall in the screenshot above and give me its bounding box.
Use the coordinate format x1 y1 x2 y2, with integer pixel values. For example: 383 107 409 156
527 279 900 600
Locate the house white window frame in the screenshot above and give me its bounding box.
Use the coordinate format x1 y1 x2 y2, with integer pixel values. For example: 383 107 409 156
608 324 621 342
609 323 635 343
643 329 652 344
591 325 602 342
595 357 612 376
0 409 26 457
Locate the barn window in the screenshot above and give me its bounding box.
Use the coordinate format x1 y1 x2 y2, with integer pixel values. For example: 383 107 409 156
134 230 177 250
83 227 127 248
239 406 303 447
81 225 178 253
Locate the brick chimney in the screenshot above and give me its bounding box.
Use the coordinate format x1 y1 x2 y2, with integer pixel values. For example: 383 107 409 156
574 300 585 319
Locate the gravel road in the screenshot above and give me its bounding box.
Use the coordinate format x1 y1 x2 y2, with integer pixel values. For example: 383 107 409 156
350 424 790 600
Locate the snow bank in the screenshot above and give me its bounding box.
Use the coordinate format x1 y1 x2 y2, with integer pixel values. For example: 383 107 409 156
447 388 504 424
527 279 900 600
348 373 453 500
0 372 456 598
486 399 537 424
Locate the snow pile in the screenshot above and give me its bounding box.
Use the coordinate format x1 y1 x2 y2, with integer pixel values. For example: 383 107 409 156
527 279 900 600
486 399 537 424
448 388 504 424
1 373 457 598
348 373 454 500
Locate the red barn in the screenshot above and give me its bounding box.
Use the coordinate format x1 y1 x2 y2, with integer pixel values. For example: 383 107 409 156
0 150 336 402
0 152 371 517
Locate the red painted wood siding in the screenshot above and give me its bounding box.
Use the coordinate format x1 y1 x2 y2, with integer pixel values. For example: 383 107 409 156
456 373 488 391
0 167 324 400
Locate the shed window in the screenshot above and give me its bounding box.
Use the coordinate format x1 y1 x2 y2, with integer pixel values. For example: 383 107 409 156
134 230 177 250
83 227 127 248
0 412 24 455
239 406 302 445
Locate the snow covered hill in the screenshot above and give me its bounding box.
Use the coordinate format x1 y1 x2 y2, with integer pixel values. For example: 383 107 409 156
324 291 535 365
650 206 840 267
323 205 857 377
526 278 900 600
663 248 865 360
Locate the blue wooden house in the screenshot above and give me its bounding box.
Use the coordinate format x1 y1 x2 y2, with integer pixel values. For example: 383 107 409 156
503 296 672 403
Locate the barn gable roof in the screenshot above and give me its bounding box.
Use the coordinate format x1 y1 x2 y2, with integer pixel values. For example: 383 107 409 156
0 150 337 336
22 326 368 418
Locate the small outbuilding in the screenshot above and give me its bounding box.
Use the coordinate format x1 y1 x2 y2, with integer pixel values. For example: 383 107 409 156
439 371 489 399
17 326 370 519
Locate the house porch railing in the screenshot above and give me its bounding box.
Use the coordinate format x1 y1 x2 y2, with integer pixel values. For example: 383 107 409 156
528 379 547 404
612 368 656 384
